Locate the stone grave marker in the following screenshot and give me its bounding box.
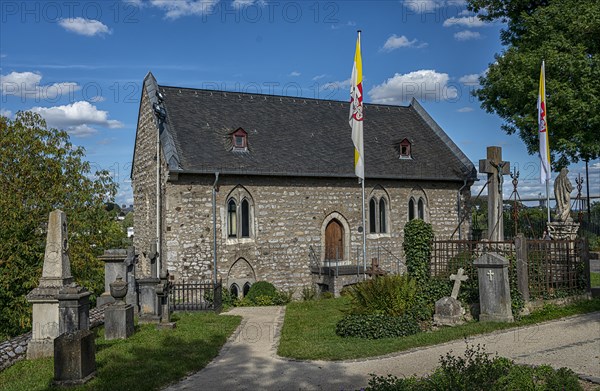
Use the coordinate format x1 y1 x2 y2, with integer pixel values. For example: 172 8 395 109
104 277 135 340
479 146 510 241
27 210 74 359
433 268 468 326
473 252 514 322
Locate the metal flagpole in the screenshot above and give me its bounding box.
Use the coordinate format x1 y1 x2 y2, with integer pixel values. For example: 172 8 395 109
546 179 551 223
362 178 367 280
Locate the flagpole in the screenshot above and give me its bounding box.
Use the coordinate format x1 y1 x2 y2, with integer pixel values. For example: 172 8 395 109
546 179 551 223
362 178 367 280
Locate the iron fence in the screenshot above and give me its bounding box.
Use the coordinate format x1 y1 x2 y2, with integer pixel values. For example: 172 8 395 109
170 280 222 312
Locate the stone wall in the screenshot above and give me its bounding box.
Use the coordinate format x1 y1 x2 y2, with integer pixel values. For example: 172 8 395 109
0 305 107 372
158 174 471 294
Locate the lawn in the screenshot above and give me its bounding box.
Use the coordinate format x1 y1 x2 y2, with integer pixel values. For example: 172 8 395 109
591 272 600 287
277 296 600 361
0 312 241 391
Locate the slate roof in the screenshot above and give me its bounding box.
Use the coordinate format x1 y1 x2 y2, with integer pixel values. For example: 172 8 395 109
141 73 476 182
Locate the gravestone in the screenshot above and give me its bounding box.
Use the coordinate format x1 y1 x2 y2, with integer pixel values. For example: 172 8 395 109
104 277 135 340
473 252 514 322
27 210 74 359
433 268 468 326
54 283 96 386
479 146 510 241
97 248 138 309
156 270 176 329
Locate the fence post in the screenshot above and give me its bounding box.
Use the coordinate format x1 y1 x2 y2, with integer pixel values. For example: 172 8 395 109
514 233 530 302
580 238 591 294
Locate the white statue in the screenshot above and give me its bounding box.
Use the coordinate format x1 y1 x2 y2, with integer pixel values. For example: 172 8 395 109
554 168 573 222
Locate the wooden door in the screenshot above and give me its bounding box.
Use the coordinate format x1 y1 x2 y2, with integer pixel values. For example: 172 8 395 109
325 220 343 261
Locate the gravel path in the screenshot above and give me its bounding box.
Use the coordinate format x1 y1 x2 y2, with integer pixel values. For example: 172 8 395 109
165 306 600 390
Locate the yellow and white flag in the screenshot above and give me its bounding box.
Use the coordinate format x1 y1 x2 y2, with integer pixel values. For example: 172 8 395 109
538 60 551 184
349 32 364 180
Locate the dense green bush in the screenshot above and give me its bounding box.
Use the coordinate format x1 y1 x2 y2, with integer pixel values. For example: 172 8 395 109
348 275 417 316
336 314 420 339
403 219 434 284
301 285 317 301
245 281 278 302
366 344 583 390
409 278 452 321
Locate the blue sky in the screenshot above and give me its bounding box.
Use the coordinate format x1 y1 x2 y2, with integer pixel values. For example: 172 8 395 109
1 0 598 206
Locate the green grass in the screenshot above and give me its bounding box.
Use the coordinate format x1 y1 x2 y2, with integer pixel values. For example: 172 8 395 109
278 297 600 361
591 272 600 288
0 312 241 391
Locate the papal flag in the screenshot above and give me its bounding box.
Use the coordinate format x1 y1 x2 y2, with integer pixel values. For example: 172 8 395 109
349 31 364 180
538 60 551 184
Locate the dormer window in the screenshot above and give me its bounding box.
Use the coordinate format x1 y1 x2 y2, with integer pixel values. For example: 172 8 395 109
232 128 248 151
399 138 411 159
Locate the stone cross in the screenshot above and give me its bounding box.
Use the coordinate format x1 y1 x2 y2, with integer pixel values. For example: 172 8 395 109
479 146 510 241
449 268 468 299
487 270 494 281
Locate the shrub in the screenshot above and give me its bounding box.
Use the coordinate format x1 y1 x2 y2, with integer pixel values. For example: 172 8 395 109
273 289 294 305
348 275 417 316
336 314 420 339
320 291 334 300
245 281 278 302
366 344 583 390
301 286 317 301
403 219 434 284
409 278 452 321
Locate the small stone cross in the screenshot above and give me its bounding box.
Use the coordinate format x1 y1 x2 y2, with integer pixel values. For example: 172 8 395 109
450 268 468 299
487 270 494 282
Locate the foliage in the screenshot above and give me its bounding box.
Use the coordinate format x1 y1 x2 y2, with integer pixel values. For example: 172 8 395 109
366 343 582 390
409 278 452 321
335 314 420 339
468 0 600 166
121 211 134 231
301 285 317 301
347 275 418 317
320 291 334 300
0 112 125 340
278 296 600 360
0 312 241 391
245 281 277 302
403 219 434 284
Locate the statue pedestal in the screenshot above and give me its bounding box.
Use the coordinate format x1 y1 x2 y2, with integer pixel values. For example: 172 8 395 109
547 222 579 240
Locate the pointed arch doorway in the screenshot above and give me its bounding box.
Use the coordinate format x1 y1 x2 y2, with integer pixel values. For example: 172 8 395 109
325 219 344 262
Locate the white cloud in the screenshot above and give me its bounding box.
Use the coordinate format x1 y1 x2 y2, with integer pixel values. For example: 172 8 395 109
381 34 427 51
457 107 473 112
232 0 266 8
459 73 481 85
0 71 80 100
1 108 12 118
59 18 111 36
454 30 481 41
368 70 457 104
312 74 327 81
150 0 220 19
404 0 466 13
30 101 123 137
89 95 106 103
289 71 301 77
443 16 486 27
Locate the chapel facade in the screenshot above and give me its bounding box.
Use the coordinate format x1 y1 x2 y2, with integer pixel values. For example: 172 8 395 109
131 73 476 295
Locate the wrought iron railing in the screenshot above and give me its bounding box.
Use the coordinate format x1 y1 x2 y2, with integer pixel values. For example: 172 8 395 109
170 280 222 312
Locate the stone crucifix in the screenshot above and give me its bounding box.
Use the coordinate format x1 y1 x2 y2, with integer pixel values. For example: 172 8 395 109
450 268 468 299
479 146 510 241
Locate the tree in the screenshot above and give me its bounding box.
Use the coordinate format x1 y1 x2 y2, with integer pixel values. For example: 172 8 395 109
0 112 125 339
468 0 600 168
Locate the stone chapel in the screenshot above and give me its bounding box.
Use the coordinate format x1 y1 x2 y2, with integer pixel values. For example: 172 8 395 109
132 72 476 296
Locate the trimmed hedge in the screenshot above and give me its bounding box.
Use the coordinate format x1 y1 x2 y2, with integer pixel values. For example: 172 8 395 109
245 281 277 302
336 314 420 339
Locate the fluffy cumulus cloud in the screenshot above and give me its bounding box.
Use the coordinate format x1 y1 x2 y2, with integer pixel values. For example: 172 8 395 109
150 0 220 19
0 108 12 118
459 73 481 85
59 18 111 36
454 30 481 41
30 101 123 137
443 16 486 28
0 71 80 100
381 34 427 51
368 70 457 104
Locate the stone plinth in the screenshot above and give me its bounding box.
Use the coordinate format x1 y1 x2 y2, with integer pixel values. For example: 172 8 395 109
138 278 160 324
104 304 135 340
58 284 91 335
53 330 96 386
97 248 137 308
27 210 73 359
433 297 465 326
474 252 514 323
547 222 580 241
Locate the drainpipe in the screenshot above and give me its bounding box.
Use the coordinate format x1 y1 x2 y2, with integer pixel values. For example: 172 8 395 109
457 178 468 240
156 116 161 279
212 172 220 285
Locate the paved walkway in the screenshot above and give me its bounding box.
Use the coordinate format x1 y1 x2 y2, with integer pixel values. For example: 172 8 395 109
165 307 600 390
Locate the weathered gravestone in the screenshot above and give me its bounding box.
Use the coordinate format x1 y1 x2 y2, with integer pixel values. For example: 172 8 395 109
97 248 137 309
434 268 468 326
54 283 96 386
27 210 74 359
473 252 514 322
104 277 135 340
